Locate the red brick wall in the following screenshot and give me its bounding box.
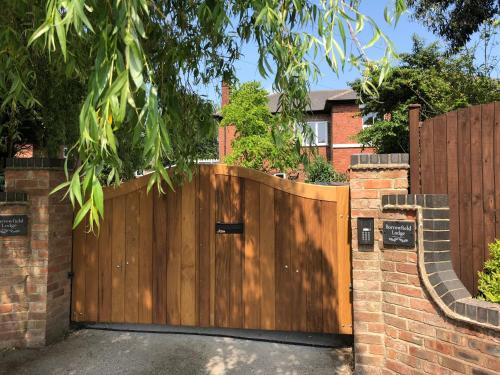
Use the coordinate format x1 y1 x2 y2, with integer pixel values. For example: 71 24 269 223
46 171 73 343
218 124 236 160
0 166 72 348
331 103 363 144
0 203 31 347
350 155 500 375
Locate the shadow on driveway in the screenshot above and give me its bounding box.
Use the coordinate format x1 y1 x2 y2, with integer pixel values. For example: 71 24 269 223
0 329 352 374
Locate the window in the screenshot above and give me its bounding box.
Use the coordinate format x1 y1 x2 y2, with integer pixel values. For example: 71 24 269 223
362 112 377 128
304 121 328 146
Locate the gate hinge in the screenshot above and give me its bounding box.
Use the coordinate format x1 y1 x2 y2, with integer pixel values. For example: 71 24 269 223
67 271 74 279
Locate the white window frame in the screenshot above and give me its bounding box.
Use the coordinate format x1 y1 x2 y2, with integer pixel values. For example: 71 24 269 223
362 112 377 129
304 121 329 146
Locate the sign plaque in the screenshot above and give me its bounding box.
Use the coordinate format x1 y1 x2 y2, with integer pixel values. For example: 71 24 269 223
0 215 28 236
383 221 415 247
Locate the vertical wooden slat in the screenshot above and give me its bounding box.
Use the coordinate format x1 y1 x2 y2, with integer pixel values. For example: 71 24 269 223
198 166 211 326
275 190 291 331
291 195 307 332
409 104 422 193
337 187 352 334
152 190 167 324
420 118 435 193
85 228 99 322
305 198 323 332
259 184 275 330
457 107 474 292
72 221 86 321
195 173 200 325
111 195 126 322
321 201 338 333
481 103 496 260
433 114 448 193
166 188 181 325
138 188 153 323
209 167 216 326
181 178 197 326
124 191 140 323
98 199 113 322
243 179 260 329
215 175 230 327
446 111 460 276
229 177 243 328
495 102 500 238
470 105 484 292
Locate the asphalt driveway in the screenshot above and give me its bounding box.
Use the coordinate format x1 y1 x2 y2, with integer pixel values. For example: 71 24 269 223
0 329 352 375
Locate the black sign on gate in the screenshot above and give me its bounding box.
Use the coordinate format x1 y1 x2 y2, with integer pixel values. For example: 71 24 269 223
0 215 28 236
383 221 415 247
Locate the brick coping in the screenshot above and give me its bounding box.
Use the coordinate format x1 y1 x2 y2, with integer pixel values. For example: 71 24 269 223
4 158 66 170
382 194 500 332
0 192 28 203
350 153 410 170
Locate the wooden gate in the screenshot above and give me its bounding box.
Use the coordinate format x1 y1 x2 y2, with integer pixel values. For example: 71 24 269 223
409 102 500 293
71 164 352 334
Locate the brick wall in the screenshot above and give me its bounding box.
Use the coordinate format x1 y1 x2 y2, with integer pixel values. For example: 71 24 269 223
218 124 236 160
350 154 500 375
0 159 72 348
0 199 31 347
331 103 362 144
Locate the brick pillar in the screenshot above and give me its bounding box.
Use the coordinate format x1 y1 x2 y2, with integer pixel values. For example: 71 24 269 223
349 154 410 374
349 154 500 374
1 158 72 347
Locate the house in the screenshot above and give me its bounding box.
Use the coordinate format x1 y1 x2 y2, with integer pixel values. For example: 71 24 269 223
218 84 373 172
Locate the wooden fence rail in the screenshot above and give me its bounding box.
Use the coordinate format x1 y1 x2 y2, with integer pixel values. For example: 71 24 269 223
71 164 352 334
410 102 500 293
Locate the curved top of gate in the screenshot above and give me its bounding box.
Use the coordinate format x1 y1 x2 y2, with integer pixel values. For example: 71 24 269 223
103 164 348 202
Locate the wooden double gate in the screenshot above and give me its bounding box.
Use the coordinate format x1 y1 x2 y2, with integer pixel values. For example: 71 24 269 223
71 164 352 334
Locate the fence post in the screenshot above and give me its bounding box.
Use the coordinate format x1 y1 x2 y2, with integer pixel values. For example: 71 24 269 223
409 104 421 194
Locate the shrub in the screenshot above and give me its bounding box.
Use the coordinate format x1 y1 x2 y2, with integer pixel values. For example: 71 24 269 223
305 156 347 183
477 239 500 303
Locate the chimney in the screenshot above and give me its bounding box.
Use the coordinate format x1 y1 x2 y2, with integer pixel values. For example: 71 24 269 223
221 81 230 108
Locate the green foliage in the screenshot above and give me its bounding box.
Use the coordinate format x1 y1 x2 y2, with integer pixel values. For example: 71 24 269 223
355 110 409 154
352 36 500 153
305 156 347 183
7 0 406 230
221 82 273 136
223 82 300 174
407 0 499 51
0 0 86 158
478 240 500 304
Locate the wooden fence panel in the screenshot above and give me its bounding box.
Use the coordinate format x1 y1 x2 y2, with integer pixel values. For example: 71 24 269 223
410 102 500 293
71 164 352 334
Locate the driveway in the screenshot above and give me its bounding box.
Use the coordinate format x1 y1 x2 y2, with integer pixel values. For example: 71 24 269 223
0 329 352 375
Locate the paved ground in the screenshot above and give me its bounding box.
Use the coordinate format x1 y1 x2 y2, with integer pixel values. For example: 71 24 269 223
0 329 352 375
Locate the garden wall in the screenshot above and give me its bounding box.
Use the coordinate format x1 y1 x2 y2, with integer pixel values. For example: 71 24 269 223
350 154 500 374
0 159 72 348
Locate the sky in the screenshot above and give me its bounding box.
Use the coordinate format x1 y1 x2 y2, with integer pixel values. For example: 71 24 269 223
195 2 498 106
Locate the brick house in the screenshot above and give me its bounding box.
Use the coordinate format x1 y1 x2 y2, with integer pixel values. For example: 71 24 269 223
218 85 373 172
